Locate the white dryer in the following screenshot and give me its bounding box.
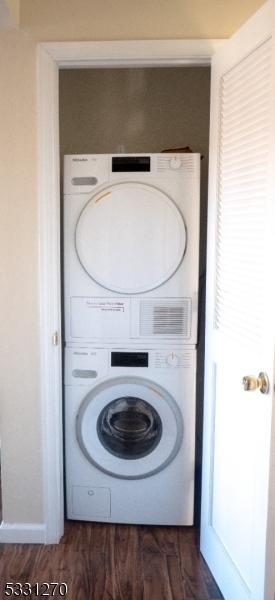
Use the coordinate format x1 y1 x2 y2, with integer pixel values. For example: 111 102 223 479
65 345 196 525
63 153 200 346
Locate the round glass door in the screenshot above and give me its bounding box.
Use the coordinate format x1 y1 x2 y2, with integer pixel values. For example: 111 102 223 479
75 182 186 294
97 396 162 459
76 376 183 479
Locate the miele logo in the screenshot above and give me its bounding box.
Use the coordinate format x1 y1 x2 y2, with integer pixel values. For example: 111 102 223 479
72 158 88 162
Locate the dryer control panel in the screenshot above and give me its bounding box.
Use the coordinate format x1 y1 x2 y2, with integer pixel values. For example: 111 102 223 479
64 152 200 194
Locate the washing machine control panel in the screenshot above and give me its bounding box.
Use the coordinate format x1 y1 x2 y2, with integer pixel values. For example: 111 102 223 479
110 350 191 369
153 350 192 369
65 347 193 384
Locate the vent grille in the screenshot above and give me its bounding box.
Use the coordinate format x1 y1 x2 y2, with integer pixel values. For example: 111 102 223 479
140 299 191 337
215 39 272 345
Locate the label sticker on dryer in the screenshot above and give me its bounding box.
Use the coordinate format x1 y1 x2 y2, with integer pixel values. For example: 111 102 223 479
70 297 130 339
86 300 126 313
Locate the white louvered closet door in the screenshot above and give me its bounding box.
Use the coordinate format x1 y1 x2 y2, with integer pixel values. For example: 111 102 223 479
201 2 275 600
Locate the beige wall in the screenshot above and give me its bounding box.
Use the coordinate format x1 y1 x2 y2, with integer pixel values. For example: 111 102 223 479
0 0 19 27
0 0 264 526
6 0 19 25
20 0 265 41
0 30 42 522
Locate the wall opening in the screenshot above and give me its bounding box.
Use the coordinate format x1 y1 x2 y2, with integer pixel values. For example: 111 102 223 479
59 66 211 525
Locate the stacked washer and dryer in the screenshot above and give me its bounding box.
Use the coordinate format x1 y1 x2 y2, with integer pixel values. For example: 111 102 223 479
63 153 200 525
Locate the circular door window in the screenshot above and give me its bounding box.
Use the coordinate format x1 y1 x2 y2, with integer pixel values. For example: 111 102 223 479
97 396 162 459
76 376 183 479
75 182 186 294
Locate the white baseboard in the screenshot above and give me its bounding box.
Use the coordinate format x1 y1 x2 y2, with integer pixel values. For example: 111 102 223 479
0 521 46 544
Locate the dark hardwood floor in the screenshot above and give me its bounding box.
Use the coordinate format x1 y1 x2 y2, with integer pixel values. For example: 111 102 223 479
0 520 223 599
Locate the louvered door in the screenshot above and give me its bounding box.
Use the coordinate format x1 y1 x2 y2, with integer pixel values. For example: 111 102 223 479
215 40 271 346
201 2 275 599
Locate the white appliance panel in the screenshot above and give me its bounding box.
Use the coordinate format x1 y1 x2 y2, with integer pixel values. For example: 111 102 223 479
69 296 193 342
64 153 200 346
65 345 196 525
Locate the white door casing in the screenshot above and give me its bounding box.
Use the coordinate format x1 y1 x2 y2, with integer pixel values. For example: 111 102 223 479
201 1 275 599
35 28 275 600
36 40 220 544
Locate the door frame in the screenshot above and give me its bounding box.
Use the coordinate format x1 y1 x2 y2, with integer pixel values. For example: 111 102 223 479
37 39 222 543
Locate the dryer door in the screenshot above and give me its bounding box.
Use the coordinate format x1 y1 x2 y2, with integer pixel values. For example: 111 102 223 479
75 182 186 294
76 376 183 479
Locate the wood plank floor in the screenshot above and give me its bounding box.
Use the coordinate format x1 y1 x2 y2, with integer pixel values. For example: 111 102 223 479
0 520 223 600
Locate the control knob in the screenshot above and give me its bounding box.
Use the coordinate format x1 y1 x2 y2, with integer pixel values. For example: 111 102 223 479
166 352 180 367
169 157 182 170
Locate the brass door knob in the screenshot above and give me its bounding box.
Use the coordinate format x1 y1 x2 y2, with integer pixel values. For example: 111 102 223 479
242 372 269 394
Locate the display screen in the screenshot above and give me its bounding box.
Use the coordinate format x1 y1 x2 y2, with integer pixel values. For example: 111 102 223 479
112 156 150 172
111 352 149 367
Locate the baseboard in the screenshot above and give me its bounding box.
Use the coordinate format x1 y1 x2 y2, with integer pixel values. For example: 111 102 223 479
0 521 46 544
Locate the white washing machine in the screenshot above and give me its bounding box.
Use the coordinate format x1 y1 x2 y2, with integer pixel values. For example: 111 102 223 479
65 345 196 525
63 153 200 347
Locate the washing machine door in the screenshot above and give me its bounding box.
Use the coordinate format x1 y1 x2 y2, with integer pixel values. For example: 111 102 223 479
76 376 183 479
75 182 186 294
